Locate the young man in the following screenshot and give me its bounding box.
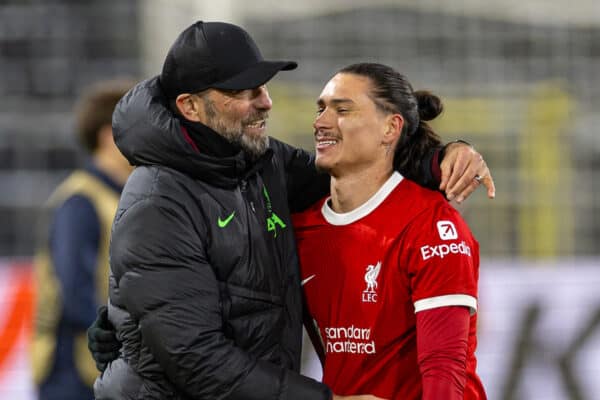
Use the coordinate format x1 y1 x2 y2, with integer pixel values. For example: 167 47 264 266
294 63 487 399
88 21 492 400
31 80 134 400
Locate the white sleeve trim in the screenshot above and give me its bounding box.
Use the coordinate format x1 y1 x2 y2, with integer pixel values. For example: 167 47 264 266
414 294 477 315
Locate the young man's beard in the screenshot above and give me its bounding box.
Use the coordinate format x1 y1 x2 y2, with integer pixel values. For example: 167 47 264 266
203 98 269 159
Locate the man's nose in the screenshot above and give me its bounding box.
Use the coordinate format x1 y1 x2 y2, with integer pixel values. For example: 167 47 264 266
254 86 272 110
313 108 332 131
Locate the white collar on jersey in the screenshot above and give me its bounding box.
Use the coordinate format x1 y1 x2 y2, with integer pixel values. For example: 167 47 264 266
321 171 404 226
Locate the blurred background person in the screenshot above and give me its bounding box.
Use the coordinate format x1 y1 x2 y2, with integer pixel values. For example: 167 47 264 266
29 80 134 400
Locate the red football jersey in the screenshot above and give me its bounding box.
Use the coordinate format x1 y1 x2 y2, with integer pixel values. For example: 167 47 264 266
293 172 486 400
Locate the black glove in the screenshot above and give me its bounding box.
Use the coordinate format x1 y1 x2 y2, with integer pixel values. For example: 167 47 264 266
87 305 121 372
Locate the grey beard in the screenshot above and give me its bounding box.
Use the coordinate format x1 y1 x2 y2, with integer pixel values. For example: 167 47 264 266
238 134 269 159
217 126 269 159
201 97 269 159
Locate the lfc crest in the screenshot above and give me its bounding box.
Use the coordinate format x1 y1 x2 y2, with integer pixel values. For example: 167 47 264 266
362 261 381 303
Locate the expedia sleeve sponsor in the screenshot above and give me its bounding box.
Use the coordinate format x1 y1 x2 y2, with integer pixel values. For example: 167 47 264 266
420 240 472 261
324 325 376 355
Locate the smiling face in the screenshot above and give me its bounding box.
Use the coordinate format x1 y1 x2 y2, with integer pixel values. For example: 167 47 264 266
177 85 272 157
314 73 402 177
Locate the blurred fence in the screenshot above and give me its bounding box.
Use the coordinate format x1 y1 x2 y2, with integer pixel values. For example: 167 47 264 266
0 0 140 256
0 1 598 258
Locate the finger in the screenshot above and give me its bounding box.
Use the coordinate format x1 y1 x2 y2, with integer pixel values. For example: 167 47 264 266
439 157 453 192
455 178 481 204
96 305 108 326
482 172 496 199
455 164 495 203
455 164 495 202
452 175 478 203
446 163 475 201
96 362 107 372
93 351 120 363
439 143 473 194
89 341 117 353
447 152 485 200
97 306 115 329
90 340 122 353
97 304 108 316
443 155 470 200
90 328 119 342
438 148 459 192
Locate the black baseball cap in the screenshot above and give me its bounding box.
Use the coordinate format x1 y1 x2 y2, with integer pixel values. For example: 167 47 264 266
160 21 298 98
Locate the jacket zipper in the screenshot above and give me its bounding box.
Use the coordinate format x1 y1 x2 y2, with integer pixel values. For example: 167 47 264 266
240 179 256 213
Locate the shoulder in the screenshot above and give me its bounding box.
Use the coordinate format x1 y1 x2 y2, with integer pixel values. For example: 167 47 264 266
116 165 231 232
110 175 208 273
54 194 98 225
50 194 99 244
116 167 202 231
395 179 454 218
56 194 96 216
268 137 312 165
398 178 445 206
123 165 205 203
267 137 291 153
394 179 474 240
379 178 446 224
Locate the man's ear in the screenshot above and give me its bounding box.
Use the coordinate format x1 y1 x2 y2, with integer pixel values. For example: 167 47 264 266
175 93 202 122
383 113 404 145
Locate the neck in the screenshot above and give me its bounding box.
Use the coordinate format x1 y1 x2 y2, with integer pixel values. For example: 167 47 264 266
329 165 394 213
180 118 241 158
93 153 131 187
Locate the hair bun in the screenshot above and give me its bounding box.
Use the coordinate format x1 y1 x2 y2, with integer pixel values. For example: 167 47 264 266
414 90 443 121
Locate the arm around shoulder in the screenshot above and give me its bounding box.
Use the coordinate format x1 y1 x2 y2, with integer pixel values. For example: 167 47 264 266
271 138 330 213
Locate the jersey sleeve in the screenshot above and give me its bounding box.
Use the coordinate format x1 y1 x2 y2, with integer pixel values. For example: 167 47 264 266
402 203 479 315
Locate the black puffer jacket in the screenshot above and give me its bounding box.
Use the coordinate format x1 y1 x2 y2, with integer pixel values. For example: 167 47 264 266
93 77 331 400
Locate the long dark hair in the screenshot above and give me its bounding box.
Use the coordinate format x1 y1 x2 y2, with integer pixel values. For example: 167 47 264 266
338 63 442 181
